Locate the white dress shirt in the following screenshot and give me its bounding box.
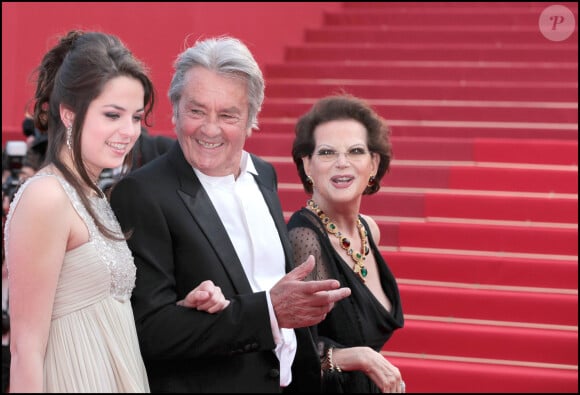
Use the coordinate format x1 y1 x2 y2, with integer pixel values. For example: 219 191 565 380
193 151 297 386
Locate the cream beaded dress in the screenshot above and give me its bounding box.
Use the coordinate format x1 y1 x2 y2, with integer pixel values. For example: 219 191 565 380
5 170 149 393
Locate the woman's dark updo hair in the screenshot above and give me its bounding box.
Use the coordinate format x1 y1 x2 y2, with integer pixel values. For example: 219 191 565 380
292 94 392 195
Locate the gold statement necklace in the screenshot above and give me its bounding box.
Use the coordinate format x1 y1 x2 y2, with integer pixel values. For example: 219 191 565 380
307 199 369 282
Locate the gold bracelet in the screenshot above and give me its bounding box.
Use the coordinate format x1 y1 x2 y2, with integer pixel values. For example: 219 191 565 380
321 347 342 373
321 348 332 372
330 347 342 372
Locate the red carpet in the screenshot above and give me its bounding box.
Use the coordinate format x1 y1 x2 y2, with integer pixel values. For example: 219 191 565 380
265 62 579 83
383 251 578 290
261 99 578 123
254 2 578 392
265 79 579 102
385 356 577 393
389 320 577 365
256 119 579 139
397 283 577 326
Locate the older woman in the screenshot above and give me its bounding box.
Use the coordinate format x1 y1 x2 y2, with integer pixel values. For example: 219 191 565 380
288 94 405 393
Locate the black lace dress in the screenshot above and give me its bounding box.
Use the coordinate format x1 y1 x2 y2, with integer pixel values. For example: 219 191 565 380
287 208 404 393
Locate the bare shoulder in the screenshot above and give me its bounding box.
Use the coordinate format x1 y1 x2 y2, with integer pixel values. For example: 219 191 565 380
360 213 381 244
8 175 72 229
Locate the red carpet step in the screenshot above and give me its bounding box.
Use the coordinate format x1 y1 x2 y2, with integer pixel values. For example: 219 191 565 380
384 354 578 393
305 25 571 45
384 251 578 290
261 99 578 124
378 192 577 223
266 78 578 102
257 119 579 140
323 6 579 29
264 61 579 83
284 43 578 63
398 283 577 326
387 319 577 365
377 221 577 256
343 1 577 10
472 138 578 165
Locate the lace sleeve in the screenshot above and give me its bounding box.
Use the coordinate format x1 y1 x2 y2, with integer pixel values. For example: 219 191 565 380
288 211 347 390
288 225 333 282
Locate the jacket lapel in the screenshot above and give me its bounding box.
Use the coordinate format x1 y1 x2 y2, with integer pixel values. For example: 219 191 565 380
168 145 254 294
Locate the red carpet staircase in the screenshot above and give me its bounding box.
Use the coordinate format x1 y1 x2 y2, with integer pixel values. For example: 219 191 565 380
246 2 578 393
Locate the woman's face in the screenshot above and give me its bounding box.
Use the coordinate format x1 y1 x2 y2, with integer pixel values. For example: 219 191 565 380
80 76 145 180
303 119 379 208
173 67 251 178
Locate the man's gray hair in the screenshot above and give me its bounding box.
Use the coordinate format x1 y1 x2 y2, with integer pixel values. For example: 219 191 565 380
168 36 265 131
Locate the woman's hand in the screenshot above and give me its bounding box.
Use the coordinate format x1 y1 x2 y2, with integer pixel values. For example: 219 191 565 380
176 280 230 313
333 346 405 393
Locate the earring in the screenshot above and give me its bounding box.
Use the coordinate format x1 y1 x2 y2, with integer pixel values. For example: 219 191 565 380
306 175 315 187
66 125 72 150
367 175 376 188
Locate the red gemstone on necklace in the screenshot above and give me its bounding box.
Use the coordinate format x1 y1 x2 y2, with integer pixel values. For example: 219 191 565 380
341 237 351 249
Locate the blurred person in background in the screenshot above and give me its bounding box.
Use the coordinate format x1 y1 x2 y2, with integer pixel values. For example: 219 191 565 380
2 244 9 393
98 126 174 193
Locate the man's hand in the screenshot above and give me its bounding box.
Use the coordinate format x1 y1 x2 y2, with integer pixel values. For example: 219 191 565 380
177 280 230 313
270 255 351 328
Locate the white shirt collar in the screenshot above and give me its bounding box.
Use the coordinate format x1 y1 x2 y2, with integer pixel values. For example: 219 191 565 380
193 150 257 185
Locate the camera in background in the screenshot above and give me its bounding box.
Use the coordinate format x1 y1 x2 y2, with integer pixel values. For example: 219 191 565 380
2 141 28 207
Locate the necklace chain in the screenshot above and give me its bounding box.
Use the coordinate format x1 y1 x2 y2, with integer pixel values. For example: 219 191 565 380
306 199 369 282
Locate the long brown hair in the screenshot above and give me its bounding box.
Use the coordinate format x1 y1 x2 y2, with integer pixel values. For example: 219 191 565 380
32 30 155 239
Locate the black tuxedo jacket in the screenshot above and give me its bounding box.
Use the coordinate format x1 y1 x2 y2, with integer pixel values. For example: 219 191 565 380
110 142 319 393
